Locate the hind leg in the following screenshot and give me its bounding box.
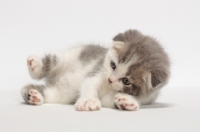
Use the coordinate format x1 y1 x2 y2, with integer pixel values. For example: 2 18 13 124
21 84 72 105
21 84 45 105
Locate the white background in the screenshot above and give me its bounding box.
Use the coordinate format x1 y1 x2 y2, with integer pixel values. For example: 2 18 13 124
0 0 200 90
1 1 199 131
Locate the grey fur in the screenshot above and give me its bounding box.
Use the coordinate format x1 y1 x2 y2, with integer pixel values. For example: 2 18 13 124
42 54 54 72
38 54 58 79
21 29 170 108
87 57 105 77
79 45 107 65
113 29 170 102
21 84 45 103
52 54 57 66
124 84 140 96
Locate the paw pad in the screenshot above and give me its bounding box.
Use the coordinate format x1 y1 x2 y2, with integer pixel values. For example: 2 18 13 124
27 56 43 79
114 93 139 111
28 89 44 105
75 98 101 111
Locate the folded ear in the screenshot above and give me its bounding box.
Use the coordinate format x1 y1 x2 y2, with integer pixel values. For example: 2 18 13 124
144 70 166 89
151 71 162 88
113 30 143 43
112 41 125 49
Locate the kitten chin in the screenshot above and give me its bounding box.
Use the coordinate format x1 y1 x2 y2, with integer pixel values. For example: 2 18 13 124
104 29 170 105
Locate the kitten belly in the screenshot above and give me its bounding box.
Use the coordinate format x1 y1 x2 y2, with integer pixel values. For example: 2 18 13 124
44 46 105 104
44 69 83 104
44 74 82 104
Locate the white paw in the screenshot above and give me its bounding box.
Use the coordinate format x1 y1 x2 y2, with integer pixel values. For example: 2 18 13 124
28 89 44 105
27 56 43 78
75 98 101 111
114 93 139 111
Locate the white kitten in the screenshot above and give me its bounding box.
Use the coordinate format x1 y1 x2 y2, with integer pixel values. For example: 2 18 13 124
21 30 170 111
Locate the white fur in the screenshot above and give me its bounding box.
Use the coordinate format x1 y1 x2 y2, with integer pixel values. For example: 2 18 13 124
27 55 43 79
112 41 125 49
28 89 44 105
24 45 141 111
75 75 102 111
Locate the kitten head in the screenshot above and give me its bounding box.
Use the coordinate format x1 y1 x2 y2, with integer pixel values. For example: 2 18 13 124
104 29 170 98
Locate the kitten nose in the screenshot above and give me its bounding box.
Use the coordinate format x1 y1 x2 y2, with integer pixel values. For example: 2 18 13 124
108 78 113 83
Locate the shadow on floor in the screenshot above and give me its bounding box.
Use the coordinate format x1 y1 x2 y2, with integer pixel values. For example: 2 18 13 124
20 102 175 110
20 102 30 105
141 102 175 109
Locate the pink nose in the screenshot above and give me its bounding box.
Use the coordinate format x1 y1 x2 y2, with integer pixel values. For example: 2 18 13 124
108 78 113 83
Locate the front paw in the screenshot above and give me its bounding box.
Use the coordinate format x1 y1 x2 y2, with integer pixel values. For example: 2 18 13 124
114 93 139 111
75 98 101 111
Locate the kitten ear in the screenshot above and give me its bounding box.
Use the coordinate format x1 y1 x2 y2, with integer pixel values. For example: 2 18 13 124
144 71 163 89
112 41 125 49
143 72 153 89
113 33 124 42
113 30 143 43
151 71 162 88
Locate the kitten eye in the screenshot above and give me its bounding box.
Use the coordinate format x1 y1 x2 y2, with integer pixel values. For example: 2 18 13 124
110 61 116 70
122 77 131 85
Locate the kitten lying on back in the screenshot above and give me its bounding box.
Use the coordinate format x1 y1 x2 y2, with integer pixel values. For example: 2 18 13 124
21 29 170 111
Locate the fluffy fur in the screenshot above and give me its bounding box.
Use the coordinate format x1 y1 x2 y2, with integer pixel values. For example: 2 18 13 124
21 29 170 111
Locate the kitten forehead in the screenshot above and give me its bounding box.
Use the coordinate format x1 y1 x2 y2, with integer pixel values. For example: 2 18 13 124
115 57 138 78
115 64 130 77
127 54 140 65
112 43 138 64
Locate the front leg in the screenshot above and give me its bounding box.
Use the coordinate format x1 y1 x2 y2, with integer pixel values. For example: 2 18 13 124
114 93 139 111
27 54 58 80
75 77 101 111
27 55 44 79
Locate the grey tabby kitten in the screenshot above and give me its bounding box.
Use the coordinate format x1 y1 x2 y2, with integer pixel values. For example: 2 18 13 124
21 29 170 111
